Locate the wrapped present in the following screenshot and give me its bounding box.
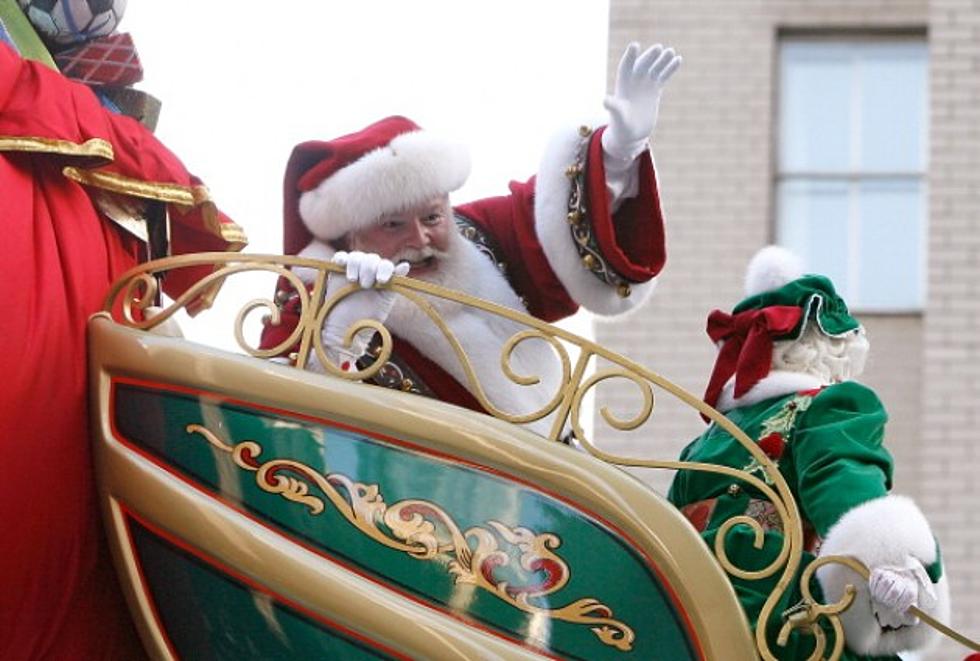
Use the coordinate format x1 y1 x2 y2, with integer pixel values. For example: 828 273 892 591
99 86 162 130
54 31 141 87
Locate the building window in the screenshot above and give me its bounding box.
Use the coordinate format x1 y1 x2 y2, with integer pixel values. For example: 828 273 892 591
776 37 928 312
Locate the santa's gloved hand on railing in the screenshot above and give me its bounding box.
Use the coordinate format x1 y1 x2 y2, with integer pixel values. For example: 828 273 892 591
314 251 409 372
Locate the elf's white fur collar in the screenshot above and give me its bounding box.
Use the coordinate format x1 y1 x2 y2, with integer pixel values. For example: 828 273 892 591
716 370 827 412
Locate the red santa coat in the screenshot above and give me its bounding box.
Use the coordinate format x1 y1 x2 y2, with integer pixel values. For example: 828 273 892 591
0 42 244 659
261 126 665 432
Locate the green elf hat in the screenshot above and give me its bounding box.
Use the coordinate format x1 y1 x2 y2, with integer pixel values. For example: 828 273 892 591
732 274 860 340
702 246 861 411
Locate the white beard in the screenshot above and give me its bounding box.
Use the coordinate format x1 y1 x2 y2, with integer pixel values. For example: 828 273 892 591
385 229 564 435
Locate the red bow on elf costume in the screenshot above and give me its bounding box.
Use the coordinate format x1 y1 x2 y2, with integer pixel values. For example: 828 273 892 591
701 305 804 411
700 267 861 416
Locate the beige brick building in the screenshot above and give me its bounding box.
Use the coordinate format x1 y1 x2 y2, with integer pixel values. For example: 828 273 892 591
597 1 979 657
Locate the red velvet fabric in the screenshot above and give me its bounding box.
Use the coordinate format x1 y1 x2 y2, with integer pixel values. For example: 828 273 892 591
0 43 240 660
701 306 805 413
586 127 666 282
455 180 577 323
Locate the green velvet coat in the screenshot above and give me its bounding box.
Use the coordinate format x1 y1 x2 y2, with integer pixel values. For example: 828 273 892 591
668 381 903 660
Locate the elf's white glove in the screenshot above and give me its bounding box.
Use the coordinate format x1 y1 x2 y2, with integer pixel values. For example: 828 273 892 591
868 557 937 629
602 41 682 163
318 251 409 368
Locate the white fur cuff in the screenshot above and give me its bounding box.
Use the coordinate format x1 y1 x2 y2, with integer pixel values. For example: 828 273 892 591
533 124 656 316
815 495 949 656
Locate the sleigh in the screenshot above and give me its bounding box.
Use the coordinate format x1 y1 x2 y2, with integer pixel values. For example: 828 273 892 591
89 253 977 660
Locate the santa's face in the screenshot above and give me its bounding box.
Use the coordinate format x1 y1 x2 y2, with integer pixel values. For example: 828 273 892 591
349 195 453 280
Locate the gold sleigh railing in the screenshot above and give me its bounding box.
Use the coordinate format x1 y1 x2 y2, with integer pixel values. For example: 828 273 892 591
103 252 979 661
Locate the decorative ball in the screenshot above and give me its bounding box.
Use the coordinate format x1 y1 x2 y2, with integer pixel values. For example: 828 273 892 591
17 0 127 48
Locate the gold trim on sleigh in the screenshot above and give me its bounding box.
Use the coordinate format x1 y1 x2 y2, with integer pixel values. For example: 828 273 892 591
102 252 978 661
186 423 635 651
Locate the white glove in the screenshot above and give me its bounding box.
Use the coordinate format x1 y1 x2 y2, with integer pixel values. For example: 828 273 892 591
602 42 682 163
320 251 409 366
868 557 937 629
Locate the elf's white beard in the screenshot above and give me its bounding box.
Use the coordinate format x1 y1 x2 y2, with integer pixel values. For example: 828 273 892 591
772 324 869 383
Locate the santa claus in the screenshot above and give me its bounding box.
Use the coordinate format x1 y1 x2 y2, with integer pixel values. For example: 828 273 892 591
261 42 681 434
668 246 949 660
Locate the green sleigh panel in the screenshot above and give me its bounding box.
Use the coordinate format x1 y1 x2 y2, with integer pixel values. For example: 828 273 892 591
88 314 756 660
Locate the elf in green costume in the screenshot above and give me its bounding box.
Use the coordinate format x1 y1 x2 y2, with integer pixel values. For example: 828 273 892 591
668 246 949 659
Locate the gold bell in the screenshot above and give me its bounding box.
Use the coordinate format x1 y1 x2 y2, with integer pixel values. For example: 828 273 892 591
616 283 632 298
581 254 598 270
579 125 592 137
567 209 583 224
400 378 414 392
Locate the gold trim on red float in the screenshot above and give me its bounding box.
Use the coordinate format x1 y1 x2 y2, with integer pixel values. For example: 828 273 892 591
62 166 248 249
0 135 248 256
0 135 113 164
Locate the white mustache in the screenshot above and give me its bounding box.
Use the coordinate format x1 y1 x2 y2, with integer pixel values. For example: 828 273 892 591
391 246 450 264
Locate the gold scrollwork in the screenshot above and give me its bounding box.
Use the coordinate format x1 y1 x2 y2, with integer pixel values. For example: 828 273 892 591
185 424 635 650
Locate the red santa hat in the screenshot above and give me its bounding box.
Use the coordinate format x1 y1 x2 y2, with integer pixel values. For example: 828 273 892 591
283 116 471 255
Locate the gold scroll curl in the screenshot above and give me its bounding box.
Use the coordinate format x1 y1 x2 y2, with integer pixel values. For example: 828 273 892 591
120 272 158 325
104 258 312 359
379 286 573 425
572 368 655 437
307 281 394 383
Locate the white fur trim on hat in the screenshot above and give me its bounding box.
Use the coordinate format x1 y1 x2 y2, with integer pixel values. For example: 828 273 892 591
815 495 949 656
298 131 471 241
745 245 804 297
534 123 656 316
